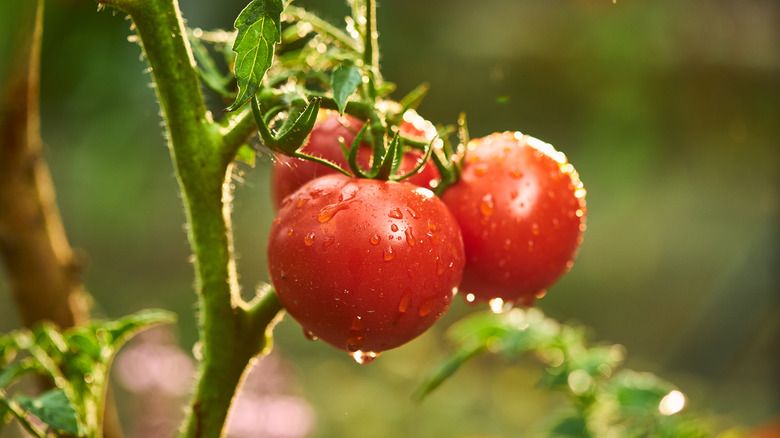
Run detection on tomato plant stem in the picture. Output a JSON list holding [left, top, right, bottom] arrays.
[[94, 0, 284, 436]]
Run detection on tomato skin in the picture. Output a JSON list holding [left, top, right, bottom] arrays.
[[270, 110, 440, 208], [441, 132, 586, 307], [268, 174, 464, 353]]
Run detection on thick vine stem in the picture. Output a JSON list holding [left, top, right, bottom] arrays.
[[94, 0, 284, 436]]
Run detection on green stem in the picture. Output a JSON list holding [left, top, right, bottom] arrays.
[[95, 0, 284, 436]]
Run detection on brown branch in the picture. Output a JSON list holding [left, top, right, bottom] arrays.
[[0, 0, 89, 329]]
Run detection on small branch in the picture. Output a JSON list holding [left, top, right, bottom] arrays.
[[220, 107, 257, 163]]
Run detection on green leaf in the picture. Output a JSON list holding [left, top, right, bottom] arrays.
[[16, 389, 82, 435], [228, 0, 284, 111], [330, 64, 362, 115], [0, 359, 40, 390], [253, 96, 322, 155]]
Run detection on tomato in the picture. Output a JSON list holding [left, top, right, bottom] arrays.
[[270, 110, 440, 208], [441, 132, 586, 308], [267, 174, 464, 361]]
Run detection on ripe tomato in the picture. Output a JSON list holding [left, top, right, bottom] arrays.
[[441, 132, 586, 307], [267, 174, 464, 360], [270, 110, 440, 208]]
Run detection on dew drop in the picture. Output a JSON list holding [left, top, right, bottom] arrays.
[[503, 239, 512, 250], [535, 289, 547, 299], [509, 189, 519, 200], [405, 227, 416, 247], [323, 236, 335, 247], [303, 329, 318, 341], [398, 292, 412, 313], [474, 163, 489, 176], [318, 202, 351, 223], [304, 232, 315, 246], [287, 228, 294, 236], [465, 293, 476, 304], [510, 169, 524, 179], [479, 193, 495, 216], [527, 240, 535, 252], [565, 260, 575, 271], [418, 299, 437, 316], [296, 198, 308, 209], [351, 350, 379, 365], [575, 208, 585, 218], [406, 207, 419, 219], [391, 223, 399, 232], [350, 316, 364, 330], [383, 247, 395, 261], [531, 222, 540, 235], [489, 297, 511, 313], [436, 258, 446, 275], [346, 333, 364, 352], [552, 218, 560, 229], [388, 208, 403, 219], [369, 234, 381, 245]]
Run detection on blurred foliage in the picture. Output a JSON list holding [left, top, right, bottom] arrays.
[[416, 307, 714, 437], [0, 0, 778, 436], [0, 310, 175, 436]]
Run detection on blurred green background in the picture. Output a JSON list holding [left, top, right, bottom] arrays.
[[1, 0, 778, 436]]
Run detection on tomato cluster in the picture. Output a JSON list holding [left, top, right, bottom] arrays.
[[266, 114, 586, 362]]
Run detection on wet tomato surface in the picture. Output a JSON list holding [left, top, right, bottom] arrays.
[[441, 132, 587, 307], [268, 174, 464, 358]]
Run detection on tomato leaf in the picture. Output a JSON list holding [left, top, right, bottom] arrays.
[[253, 97, 321, 155], [228, 0, 284, 111], [16, 389, 82, 435], [331, 64, 362, 115]]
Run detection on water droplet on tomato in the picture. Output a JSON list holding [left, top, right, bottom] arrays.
[[531, 222, 540, 235], [287, 228, 294, 236], [383, 247, 395, 261], [527, 240, 535, 252], [346, 333, 364, 352], [405, 227, 416, 247], [575, 208, 585, 218], [418, 299, 437, 316], [479, 193, 495, 216], [369, 234, 381, 245], [510, 189, 519, 200], [296, 198, 308, 209], [436, 258, 446, 275], [464, 293, 477, 304], [391, 223, 399, 232], [406, 207, 419, 218], [339, 184, 359, 202], [351, 350, 379, 365], [503, 239, 512, 250], [304, 232, 315, 246], [565, 260, 575, 271], [552, 218, 560, 229], [510, 169, 524, 179], [398, 292, 412, 313], [350, 316, 363, 330], [303, 329, 318, 341], [318, 202, 349, 223], [388, 208, 403, 219], [489, 298, 511, 313], [474, 163, 488, 176], [323, 236, 335, 247], [535, 289, 547, 299]]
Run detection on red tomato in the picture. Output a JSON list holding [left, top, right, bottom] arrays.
[[270, 110, 440, 208], [441, 132, 587, 308], [267, 174, 464, 361]]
